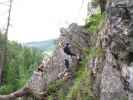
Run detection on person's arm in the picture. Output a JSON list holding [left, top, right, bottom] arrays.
[[69, 52, 76, 56], [67, 47, 76, 56]]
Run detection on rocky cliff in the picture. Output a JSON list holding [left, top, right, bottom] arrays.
[[91, 0, 133, 100], [0, 23, 90, 100], [1, 0, 133, 100]]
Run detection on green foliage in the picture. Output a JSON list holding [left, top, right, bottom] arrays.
[[48, 96, 53, 100], [47, 80, 65, 96], [83, 47, 104, 58], [58, 89, 65, 100], [65, 47, 103, 100], [66, 64, 93, 100], [79, 47, 104, 69], [0, 84, 14, 95], [0, 41, 43, 94], [85, 12, 105, 33], [46, 79, 68, 100], [122, 96, 128, 100]]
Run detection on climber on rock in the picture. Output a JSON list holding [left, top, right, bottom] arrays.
[[63, 43, 76, 57], [63, 43, 76, 69]]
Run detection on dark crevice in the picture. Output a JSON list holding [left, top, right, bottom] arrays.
[[128, 52, 133, 65], [112, 53, 118, 60]]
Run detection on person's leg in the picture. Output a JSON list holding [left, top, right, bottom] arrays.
[[64, 59, 69, 69]]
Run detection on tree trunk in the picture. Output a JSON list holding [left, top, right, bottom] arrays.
[[0, 32, 6, 84], [0, 48, 5, 84], [4, 0, 13, 70], [0, 0, 13, 84]]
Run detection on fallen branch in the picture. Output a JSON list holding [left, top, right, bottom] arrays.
[[0, 87, 47, 100], [0, 87, 29, 100]]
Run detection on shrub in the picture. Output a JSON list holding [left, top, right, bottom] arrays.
[[85, 12, 105, 33]]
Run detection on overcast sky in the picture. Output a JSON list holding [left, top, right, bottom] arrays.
[[0, 0, 89, 43]]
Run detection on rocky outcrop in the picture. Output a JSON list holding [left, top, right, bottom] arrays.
[[90, 0, 133, 100], [0, 23, 90, 100], [1, 0, 133, 100], [26, 23, 90, 99]]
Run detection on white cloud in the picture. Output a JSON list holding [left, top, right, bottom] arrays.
[[0, 0, 89, 42]]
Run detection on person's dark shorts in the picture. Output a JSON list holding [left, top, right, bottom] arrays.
[[64, 59, 69, 69]]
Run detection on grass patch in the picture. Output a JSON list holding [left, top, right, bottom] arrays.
[[66, 65, 94, 100], [84, 12, 105, 33], [47, 80, 65, 96]]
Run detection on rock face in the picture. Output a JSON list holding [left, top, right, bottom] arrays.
[[90, 0, 133, 100], [21, 23, 90, 99], [2, 0, 133, 100], [44, 23, 90, 83], [22, 0, 133, 99]]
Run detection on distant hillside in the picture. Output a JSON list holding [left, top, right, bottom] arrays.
[[24, 39, 56, 51]]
